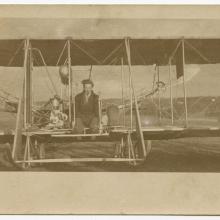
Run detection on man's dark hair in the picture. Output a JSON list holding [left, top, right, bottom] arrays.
[[81, 79, 94, 87]]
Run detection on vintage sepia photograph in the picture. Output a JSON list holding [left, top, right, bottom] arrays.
[[1, 5, 220, 172], [2, 4, 220, 215]]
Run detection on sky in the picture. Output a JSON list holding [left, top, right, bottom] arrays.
[[0, 63, 219, 102]]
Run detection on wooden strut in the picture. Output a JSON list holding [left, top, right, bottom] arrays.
[[120, 136, 125, 158], [168, 58, 174, 125], [146, 140, 152, 156], [22, 135, 32, 168], [169, 38, 188, 126], [127, 132, 136, 165], [129, 64, 133, 129], [23, 39, 34, 167], [98, 94, 102, 133], [15, 38, 152, 166], [12, 39, 29, 160], [124, 37, 147, 159], [19, 137, 143, 165], [157, 65, 162, 124], [67, 39, 73, 127], [20, 134, 144, 165], [121, 57, 126, 127], [114, 136, 126, 158], [72, 75, 76, 129], [127, 133, 131, 160], [24, 39, 32, 128], [16, 157, 143, 164], [22, 135, 46, 167], [11, 93, 24, 160], [181, 38, 188, 127]]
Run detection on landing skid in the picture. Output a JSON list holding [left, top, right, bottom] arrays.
[[11, 131, 151, 168]]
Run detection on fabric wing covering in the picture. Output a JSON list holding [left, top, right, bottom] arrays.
[[1, 38, 220, 67]]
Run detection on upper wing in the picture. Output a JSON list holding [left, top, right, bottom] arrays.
[[1, 38, 220, 67]]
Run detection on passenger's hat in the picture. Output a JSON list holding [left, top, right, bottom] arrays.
[[81, 78, 94, 87]]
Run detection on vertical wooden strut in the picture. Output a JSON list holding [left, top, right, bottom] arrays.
[[12, 91, 24, 160], [181, 38, 188, 127], [129, 59, 133, 129], [12, 40, 29, 160], [168, 58, 174, 125], [125, 38, 147, 158], [24, 39, 32, 165], [157, 65, 161, 123], [67, 39, 73, 127], [24, 39, 32, 128], [98, 92, 102, 133], [121, 57, 126, 127]]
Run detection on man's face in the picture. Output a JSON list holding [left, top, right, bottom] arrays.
[[83, 83, 93, 95]]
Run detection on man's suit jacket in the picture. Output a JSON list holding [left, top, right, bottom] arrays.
[[75, 91, 99, 118]]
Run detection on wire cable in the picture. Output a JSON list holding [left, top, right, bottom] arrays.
[[32, 48, 58, 95]]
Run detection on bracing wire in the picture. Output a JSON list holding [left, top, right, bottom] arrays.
[[101, 42, 124, 65], [131, 43, 176, 121], [71, 40, 102, 65], [32, 48, 58, 95], [56, 41, 68, 66], [7, 40, 25, 66], [31, 51, 54, 96], [184, 40, 211, 64], [171, 40, 212, 121], [132, 44, 147, 66]]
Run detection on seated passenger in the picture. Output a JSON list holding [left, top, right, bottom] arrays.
[[47, 95, 68, 129], [106, 104, 120, 127], [74, 79, 99, 134]]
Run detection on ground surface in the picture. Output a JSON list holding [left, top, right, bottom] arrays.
[[1, 137, 220, 172], [1, 112, 220, 172]]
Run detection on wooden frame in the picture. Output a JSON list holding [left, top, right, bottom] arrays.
[[10, 37, 151, 167], [10, 36, 207, 167]]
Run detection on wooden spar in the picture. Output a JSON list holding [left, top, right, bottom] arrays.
[[16, 157, 143, 163], [157, 65, 161, 123], [11, 89, 24, 160], [121, 57, 126, 127], [30, 48, 34, 122], [89, 65, 93, 79], [28, 41, 32, 126], [128, 55, 133, 129], [73, 94, 76, 128], [12, 40, 28, 160], [60, 84, 64, 112], [182, 38, 188, 127], [125, 38, 147, 158], [23, 40, 27, 126], [24, 39, 32, 128], [168, 58, 174, 125], [98, 92, 102, 131], [67, 39, 73, 127], [168, 39, 182, 126]]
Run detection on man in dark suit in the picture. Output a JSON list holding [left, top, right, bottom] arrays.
[[74, 79, 99, 134]]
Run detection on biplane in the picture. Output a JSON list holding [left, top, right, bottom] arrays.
[[1, 36, 220, 168]]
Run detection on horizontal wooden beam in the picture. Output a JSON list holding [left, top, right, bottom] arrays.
[[15, 158, 143, 163], [51, 133, 109, 137]]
